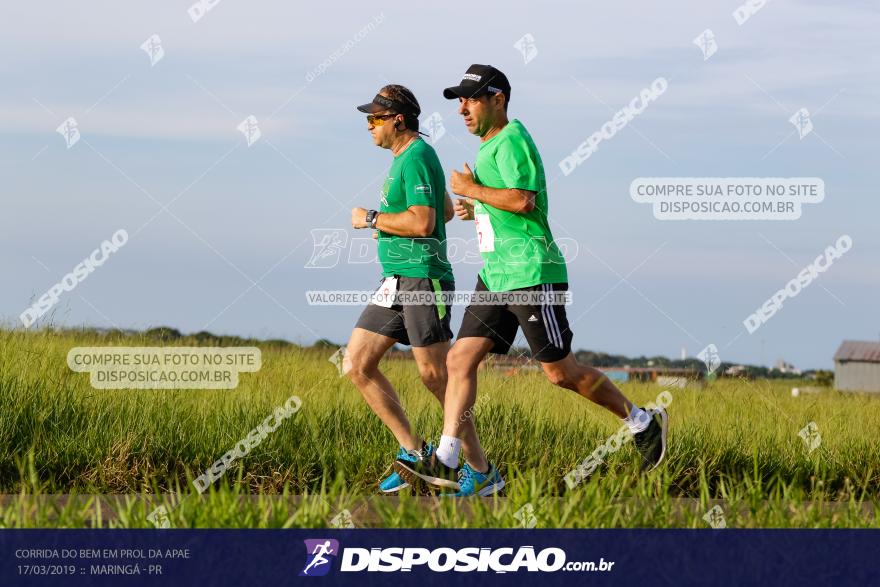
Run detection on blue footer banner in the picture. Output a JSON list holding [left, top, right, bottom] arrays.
[[2, 529, 877, 586]]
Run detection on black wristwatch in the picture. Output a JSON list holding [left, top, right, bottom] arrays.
[[365, 209, 379, 229]]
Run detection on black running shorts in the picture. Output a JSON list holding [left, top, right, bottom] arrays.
[[457, 275, 572, 362], [355, 277, 454, 347]]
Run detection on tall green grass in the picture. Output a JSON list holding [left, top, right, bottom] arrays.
[[1, 328, 878, 527]]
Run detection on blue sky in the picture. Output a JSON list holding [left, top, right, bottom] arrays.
[[2, 1, 878, 369]]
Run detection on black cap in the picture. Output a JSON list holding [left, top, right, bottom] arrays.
[[356, 93, 420, 117], [443, 64, 511, 103]]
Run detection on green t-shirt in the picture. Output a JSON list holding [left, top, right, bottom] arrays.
[[377, 139, 453, 280], [472, 119, 567, 291]]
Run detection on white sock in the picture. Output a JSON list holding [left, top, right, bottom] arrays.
[[435, 435, 461, 468], [623, 406, 651, 434]]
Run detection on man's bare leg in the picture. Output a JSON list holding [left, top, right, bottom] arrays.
[[440, 347, 638, 473], [345, 327, 420, 451], [411, 342, 481, 465], [440, 337, 494, 473], [540, 353, 632, 418], [541, 352, 667, 470], [410, 342, 449, 406]]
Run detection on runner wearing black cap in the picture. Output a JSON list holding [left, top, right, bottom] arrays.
[[346, 84, 480, 493], [395, 66, 668, 496]]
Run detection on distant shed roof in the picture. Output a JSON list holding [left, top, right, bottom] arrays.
[[834, 340, 880, 363]]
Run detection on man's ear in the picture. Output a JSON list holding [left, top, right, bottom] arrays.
[[492, 92, 506, 111]]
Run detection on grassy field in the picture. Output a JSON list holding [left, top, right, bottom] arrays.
[[1, 328, 878, 528]]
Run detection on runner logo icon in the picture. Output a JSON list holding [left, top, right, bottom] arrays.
[[301, 539, 340, 577]]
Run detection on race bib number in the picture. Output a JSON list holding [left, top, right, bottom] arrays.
[[371, 277, 398, 308], [474, 213, 495, 252]]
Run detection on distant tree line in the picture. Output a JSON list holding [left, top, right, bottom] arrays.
[[36, 326, 824, 378]]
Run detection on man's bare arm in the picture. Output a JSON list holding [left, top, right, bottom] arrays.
[[373, 206, 436, 237], [351, 205, 437, 237], [449, 163, 535, 214], [466, 184, 535, 214], [444, 191, 455, 223]]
